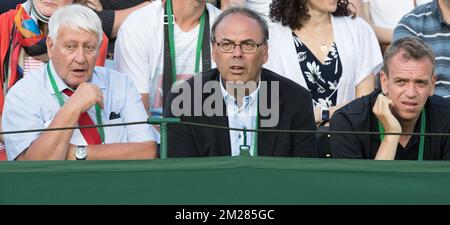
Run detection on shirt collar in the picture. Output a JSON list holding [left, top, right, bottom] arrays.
[[219, 75, 261, 108], [22, 0, 33, 19], [46, 61, 70, 94], [90, 67, 106, 90]]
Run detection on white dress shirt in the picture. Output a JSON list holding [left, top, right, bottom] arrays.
[[220, 77, 260, 156], [2, 62, 159, 160]]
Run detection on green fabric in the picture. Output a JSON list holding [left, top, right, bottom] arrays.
[[1, 157, 450, 204]]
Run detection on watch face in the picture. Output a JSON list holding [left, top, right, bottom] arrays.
[[321, 109, 330, 121], [75, 146, 87, 160]]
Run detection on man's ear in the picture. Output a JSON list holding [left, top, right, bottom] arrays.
[[46, 37, 54, 58], [262, 44, 268, 64], [211, 42, 217, 63], [430, 73, 437, 96], [379, 71, 388, 94]]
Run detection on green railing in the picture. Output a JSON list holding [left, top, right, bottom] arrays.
[[147, 117, 180, 159]]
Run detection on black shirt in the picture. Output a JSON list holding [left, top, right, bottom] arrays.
[[330, 90, 450, 160]]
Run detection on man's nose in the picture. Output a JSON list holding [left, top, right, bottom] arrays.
[[405, 83, 418, 97], [74, 47, 87, 63], [232, 44, 243, 57]]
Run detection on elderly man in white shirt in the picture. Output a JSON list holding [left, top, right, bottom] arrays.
[[2, 4, 158, 161]]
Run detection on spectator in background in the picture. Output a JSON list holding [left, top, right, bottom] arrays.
[[264, 0, 382, 126], [165, 7, 317, 158], [219, 0, 272, 21], [76, 0, 151, 68], [349, 0, 432, 53], [115, 0, 221, 117], [330, 37, 450, 160], [394, 0, 450, 98], [1, 0, 74, 97], [2, 4, 158, 161]]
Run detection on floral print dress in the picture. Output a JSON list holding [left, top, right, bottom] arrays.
[[292, 32, 343, 108]]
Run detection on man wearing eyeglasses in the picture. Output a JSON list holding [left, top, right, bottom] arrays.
[[164, 7, 317, 157]]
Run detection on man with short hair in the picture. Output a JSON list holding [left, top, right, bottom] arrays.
[[164, 7, 317, 157], [2, 4, 158, 160], [330, 36, 450, 160]]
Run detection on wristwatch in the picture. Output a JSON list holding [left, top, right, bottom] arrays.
[[321, 107, 330, 122], [74, 145, 87, 160]]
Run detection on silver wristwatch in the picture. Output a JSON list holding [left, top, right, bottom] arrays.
[[74, 145, 87, 160]]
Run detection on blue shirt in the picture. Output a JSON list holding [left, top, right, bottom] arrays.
[[2, 62, 159, 160], [394, 0, 450, 98], [220, 77, 260, 156]]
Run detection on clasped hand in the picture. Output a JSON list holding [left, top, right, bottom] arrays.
[[65, 82, 104, 113]]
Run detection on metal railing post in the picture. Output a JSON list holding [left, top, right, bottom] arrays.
[[147, 118, 180, 159]]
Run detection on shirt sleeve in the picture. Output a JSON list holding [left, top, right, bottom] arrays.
[[122, 76, 159, 143], [354, 17, 383, 85], [292, 91, 318, 157], [100, 0, 148, 10], [114, 12, 151, 94], [393, 16, 418, 41], [442, 135, 450, 160], [164, 83, 199, 157], [329, 110, 365, 159], [2, 86, 44, 160], [440, 116, 450, 160], [96, 0, 149, 39]]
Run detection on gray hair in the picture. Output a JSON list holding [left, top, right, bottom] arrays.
[[211, 7, 269, 44], [48, 4, 103, 46], [382, 36, 435, 76]]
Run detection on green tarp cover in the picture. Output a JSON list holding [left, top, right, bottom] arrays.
[[0, 157, 449, 204]]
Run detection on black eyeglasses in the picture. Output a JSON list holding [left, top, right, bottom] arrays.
[[215, 40, 264, 53]]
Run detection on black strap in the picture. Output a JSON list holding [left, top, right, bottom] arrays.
[[3, 24, 18, 94], [3, 25, 14, 86], [162, 5, 211, 113], [202, 10, 211, 73], [318, 120, 329, 127], [162, 6, 173, 113]]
